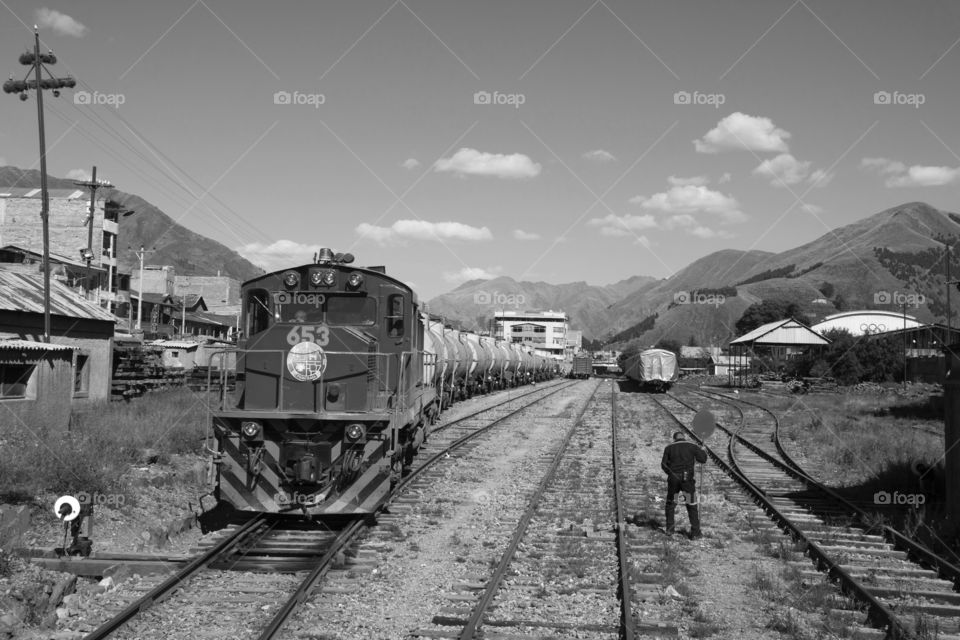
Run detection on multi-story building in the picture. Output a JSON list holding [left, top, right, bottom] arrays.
[[132, 265, 176, 297], [0, 187, 120, 308], [174, 274, 241, 316], [493, 310, 568, 359]]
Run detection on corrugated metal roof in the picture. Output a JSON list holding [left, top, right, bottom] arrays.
[[0, 339, 74, 352], [151, 340, 199, 350], [0, 269, 116, 322], [0, 187, 86, 199], [0, 244, 107, 272], [730, 318, 829, 346]]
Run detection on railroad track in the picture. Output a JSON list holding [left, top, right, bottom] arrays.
[[74, 379, 577, 640], [652, 389, 960, 639], [402, 379, 678, 639]]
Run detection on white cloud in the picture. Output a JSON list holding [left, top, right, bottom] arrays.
[[513, 229, 541, 240], [65, 168, 91, 181], [861, 157, 960, 187], [668, 175, 709, 186], [586, 213, 658, 237], [401, 158, 420, 170], [434, 147, 541, 179], [582, 149, 616, 163], [753, 153, 811, 186], [807, 169, 833, 188], [355, 219, 493, 245], [35, 8, 87, 37], [630, 184, 746, 224], [694, 112, 791, 154], [442, 266, 501, 283], [717, 172, 732, 184], [236, 240, 317, 272]]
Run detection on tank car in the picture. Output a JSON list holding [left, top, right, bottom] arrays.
[[624, 348, 678, 392], [204, 249, 438, 524]]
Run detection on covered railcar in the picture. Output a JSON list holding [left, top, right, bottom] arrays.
[[624, 348, 678, 392]]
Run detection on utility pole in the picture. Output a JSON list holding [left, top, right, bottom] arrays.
[[133, 245, 155, 332], [74, 166, 113, 300], [3, 27, 76, 342]]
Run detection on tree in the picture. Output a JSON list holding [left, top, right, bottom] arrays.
[[833, 293, 848, 312], [818, 281, 835, 298], [656, 338, 682, 355], [687, 334, 698, 347], [735, 299, 802, 335]]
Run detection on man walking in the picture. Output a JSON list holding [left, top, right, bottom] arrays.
[[661, 431, 707, 539]]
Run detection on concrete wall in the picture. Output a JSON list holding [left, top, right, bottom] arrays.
[[0, 347, 74, 432], [175, 275, 241, 309], [0, 196, 106, 259], [131, 265, 175, 296], [0, 311, 114, 401]]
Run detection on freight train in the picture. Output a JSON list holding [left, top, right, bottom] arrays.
[[623, 348, 678, 392], [570, 353, 593, 379], [201, 249, 562, 529]]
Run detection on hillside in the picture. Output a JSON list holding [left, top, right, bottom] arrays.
[[426, 275, 656, 339], [0, 166, 264, 283]]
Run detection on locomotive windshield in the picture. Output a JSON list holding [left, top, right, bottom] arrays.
[[275, 294, 377, 326]]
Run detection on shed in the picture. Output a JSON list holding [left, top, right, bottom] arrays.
[[152, 340, 199, 370], [0, 339, 76, 431], [0, 268, 115, 401], [729, 318, 830, 386]]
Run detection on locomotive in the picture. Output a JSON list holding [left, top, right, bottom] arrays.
[[202, 249, 562, 528], [623, 348, 678, 392]]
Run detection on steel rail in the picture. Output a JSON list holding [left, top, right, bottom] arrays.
[[261, 379, 583, 640], [458, 381, 602, 639], [82, 514, 270, 640], [610, 380, 635, 640], [689, 387, 960, 589], [648, 393, 910, 640]]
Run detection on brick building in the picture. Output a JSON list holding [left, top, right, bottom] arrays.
[[0, 188, 120, 308], [174, 274, 241, 315]]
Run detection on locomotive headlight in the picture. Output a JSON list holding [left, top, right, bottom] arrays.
[[283, 271, 300, 288], [346, 272, 364, 289], [345, 423, 365, 441], [309, 270, 324, 286], [241, 421, 262, 438], [322, 270, 336, 286]]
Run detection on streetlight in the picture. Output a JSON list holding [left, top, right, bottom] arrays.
[[3, 26, 76, 342]]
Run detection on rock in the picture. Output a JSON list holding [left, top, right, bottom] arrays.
[[102, 564, 130, 585], [96, 577, 113, 592], [60, 594, 79, 611], [0, 613, 20, 632], [47, 577, 75, 614], [663, 585, 683, 599]]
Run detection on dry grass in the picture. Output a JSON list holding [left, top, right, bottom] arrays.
[[0, 388, 209, 502]]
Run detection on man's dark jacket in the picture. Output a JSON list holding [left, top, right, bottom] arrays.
[[661, 440, 707, 481]]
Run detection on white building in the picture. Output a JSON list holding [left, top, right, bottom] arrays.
[[811, 310, 920, 337], [494, 310, 568, 358]]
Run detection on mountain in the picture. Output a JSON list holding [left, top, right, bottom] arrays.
[[0, 166, 264, 283], [429, 202, 960, 348], [426, 275, 656, 339]]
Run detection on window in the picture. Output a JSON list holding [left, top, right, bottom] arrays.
[[387, 294, 405, 337], [534, 326, 546, 333], [74, 353, 90, 396], [246, 289, 271, 336], [1, 363, 34, 399]]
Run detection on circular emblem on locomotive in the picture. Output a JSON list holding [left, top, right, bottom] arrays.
[[286, 341, 327, 381]]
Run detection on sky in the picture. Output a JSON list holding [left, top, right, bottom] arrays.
[[2, 1, 960, 299]]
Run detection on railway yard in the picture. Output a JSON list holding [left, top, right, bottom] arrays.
[[1, 378, 955, 640]]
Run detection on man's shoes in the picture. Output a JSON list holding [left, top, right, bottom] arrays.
[[689, 531, 703, 540], [664, 527, 675, 536]]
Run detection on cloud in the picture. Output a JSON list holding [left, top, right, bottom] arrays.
[[586, 213, 658, 237], [513, 229, 541, 240], [630, 184, 746, 224], [694, 112, 791, 154], [753, 153, 811, 186], [582, 149, 616, 163], [861, 157, 960, 187], [356, 219, 493, 245], [434, 148, 541, 179], [401, 158, 420, 170], [717, 172, 732, 184], [807, 169, 833, 188], [442, 266, 501, 283], [236, 240, 317, 272], [668, 175, 709, 186], [65, 168, 91, 181], [35, 8, 87, 37]]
